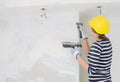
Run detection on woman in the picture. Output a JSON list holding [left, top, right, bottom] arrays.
[[71, 16, 112, 82]]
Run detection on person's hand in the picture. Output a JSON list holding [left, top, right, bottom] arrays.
[[77, 23, 88, 40], [71, 47, 81, 59]]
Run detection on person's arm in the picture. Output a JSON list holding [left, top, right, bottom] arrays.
[[82, 39, 90, 55], [71, 46, 89, 71], [77, 55, 88, 71], [76, 24, 90, 55]]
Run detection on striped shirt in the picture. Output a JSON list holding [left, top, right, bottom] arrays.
[[87, 40, 112, 82]]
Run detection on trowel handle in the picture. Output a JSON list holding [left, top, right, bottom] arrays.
[[79, 30, 82, 39], [76, 22, 83, 39]]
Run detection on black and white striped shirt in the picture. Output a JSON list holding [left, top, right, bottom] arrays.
[[88, 40, 112, 82]]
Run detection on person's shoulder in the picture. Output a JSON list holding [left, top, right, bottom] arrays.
[[98, 39, 111, 45], [91, 41, 102, 51], [92, 41, 101, 47]]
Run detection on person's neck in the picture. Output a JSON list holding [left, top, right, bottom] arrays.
[[95, 36, 101, 41]]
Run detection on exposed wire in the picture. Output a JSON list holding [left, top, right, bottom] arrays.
[[97, 6, 103, 15], [40, 8, 47, 18], [40, 8, 47, 24]]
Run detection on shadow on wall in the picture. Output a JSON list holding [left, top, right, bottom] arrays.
[[5, 55, 76, 82]]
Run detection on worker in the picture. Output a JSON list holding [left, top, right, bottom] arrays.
[[71, 16, 112, 82]]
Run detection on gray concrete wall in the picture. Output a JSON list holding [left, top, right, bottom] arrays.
[[0, 11, 80, 82]]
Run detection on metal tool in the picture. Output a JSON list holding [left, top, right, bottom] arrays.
[[62, 42, 82, 48]]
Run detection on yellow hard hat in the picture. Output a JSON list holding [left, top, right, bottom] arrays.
[[88, 16, 110, 34]]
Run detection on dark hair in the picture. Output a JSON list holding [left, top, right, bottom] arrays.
[[92, 28, 109, 40]]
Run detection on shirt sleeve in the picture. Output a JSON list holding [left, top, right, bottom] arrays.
[[87, 42, 102, 74]]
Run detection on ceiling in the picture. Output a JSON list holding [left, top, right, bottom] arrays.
[[0, 1, 120, 18], [0, 0, 120, 7]]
